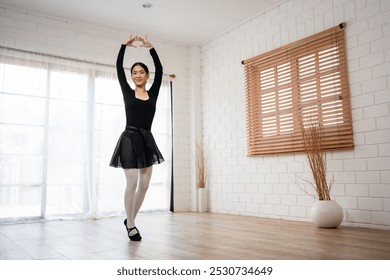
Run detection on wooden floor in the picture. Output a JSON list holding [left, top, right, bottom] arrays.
[[0, 212, 389, 260]]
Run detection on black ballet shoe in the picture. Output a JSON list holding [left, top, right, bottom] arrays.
[[124, 219, 142, 241]]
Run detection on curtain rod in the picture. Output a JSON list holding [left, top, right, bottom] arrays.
[[0, 45, 176, 78]]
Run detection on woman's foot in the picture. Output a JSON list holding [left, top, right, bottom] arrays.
[[124, 219, 142, 241]]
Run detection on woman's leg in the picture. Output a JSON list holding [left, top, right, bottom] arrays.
[[133, 166, 153, 221], [123, 168, 138, 229]]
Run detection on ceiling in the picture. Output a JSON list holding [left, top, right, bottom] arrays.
[[0, 0, 283, 45]]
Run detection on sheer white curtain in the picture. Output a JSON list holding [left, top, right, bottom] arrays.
[[94, 73, 172, 217], [0, 46, 172, 222]]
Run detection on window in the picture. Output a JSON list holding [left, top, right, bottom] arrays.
[[45, 70, 89, 216], [243, 23, 353, 155], [0, 53, 172, 220], [0, 64, 47, 218]]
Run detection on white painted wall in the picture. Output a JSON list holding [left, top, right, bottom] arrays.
[[201, 0, 390, 229]]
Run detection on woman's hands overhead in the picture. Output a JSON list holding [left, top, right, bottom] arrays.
[[123, 35, 153, 49]]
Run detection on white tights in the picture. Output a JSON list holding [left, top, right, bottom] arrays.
[[124, 166, 153, 229]]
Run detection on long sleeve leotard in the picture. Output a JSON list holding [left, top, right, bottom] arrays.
[[116, 44, 163, 130]]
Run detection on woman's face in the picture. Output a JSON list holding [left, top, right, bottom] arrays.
[[131, 65, 149, 87]]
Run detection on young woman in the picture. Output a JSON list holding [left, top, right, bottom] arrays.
[[110, 35, 164, 241]]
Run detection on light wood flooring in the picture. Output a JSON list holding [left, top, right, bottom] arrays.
[[0, 212, 389, 260]]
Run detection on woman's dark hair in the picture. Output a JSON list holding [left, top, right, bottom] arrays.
[[131, 62, 149, 74]]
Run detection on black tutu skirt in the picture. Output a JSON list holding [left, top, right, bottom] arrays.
[[109, 126, 164, 169]]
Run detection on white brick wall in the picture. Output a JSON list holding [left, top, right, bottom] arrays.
[[0, 6, 192, 212], [201, 0, 390, 229], [2, 1, 389, 229]]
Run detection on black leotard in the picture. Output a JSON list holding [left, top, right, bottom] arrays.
[[116, 44, 163, 130]]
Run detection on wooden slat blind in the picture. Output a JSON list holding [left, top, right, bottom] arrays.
[[243, 23, 353, 156]]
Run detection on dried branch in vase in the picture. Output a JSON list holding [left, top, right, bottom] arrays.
[[195, 143, 206, 188], [301, 123, 333, 200]]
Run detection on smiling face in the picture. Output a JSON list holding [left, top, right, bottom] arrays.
[[131, 65, 149, 87]]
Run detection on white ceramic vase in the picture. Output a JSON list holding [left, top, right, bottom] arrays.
[[198, 188, 207, 212], [310, 200, 344, 228]]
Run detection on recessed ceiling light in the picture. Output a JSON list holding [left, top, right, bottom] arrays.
[[142, 3, 153, 8]]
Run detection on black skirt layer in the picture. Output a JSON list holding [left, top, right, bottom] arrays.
[[109, 126, 164, 169]]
